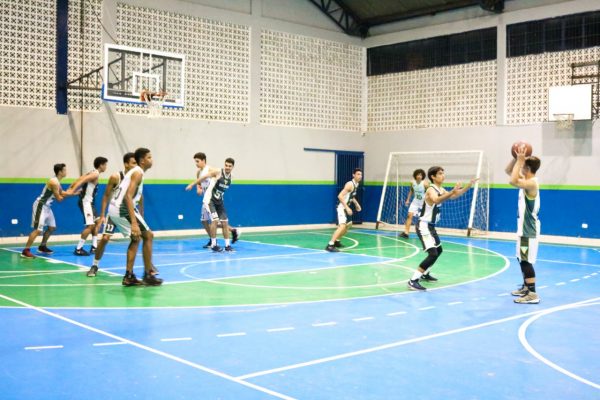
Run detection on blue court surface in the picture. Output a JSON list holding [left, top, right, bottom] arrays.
[[0, 228, 598, 399]]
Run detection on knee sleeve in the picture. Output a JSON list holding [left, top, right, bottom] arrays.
[[520, 261, 535, 279], [437, 246, 443, 256], [419, 248, 440, 270]]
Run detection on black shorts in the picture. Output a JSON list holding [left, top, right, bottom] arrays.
[[208, 201, 228, 222]]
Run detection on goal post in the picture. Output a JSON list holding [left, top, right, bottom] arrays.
[[376, 150, 489, 236]]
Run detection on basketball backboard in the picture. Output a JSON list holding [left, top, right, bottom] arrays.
[[102, 44, 185, 107], [548, 84, 592, 121]]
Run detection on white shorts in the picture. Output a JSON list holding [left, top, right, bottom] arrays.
[[101, 216, 117, 236], [337, 205, 352, 225], [416, 221, 441, 251], [31, 201, 55, 231], [517, 236, 538, 264], [107, 210, 150, 238], [80, 200, 99, 226], [201, 203, 212, 222], [408, 201, 423, 216]]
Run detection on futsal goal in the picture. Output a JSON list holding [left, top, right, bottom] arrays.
[[375, 151, 489, 236]]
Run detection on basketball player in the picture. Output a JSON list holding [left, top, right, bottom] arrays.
[[407, 167, 477, 291], [140, 88, 166, 103], [326, 168, 362, 252], [185, 153, 239, 248], [107, 148, 162, 286], [86, 153, 137, 277], [186, 158, 235, 252], [21, 164, 79, 258], [506, 146, 541, 304], [70, 157, 108, 256], [400, 169, 428, 239]]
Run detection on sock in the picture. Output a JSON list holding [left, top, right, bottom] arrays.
[[77, 239, 85, 250], [225, 239, 230, 246], [328, 241, 334, 246], [526, 283, 536, 293], [411, 270, 423, 281], [93, 259, 99, 267], [211, 238, 217, 246], [92, 236, 98, 247]]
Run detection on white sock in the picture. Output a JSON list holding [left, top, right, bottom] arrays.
[[93, 259, 99, 267], [411, 270, 423, 281], [211, 238, 217, 246], [77, 239, 86, 250], [225, 239, 230, 246], [92, 236, 98, 247], [328, 241, 334, 246]]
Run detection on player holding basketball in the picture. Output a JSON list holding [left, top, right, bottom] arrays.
[[185, 152, 239, 248], [505, 145, 541, 304], [326, 168, 362, 252], [407, 166, 477, 291], [86, 153, 138, 277], [70, 157, 108, 256], [399, 168, 428, 239], [107, 148, 162, 286], [21, 164, 79, 258]]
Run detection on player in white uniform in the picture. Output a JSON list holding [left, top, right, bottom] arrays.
[[21, 164, 78, 258], [400, 169, 428, 239], [326, 168, 362, 252], [107, 148, 162, 286], [506, 145, 542, 304], [70, 157, 108, 256], [407, 166, 477, 291], [186, 153, 239, 249], [86, 153, 137, 277]]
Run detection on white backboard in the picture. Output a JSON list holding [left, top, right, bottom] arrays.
[[548, 84, 592, 121]]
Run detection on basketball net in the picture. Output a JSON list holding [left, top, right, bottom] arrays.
[[146, 98, 163, 119], [553, 113, 574, 130]]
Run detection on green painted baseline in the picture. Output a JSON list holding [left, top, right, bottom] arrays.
[[0, 230, 506, 308]]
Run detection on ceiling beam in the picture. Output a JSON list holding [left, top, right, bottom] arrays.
[[307, 0, 369, 38], [361, 0, 480, 27]]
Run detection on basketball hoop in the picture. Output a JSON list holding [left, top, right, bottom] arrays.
[[553, 113, 574, 130], [146, 99, 164, 119]]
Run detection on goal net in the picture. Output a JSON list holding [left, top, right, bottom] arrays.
[[376, 151, 489, 236]]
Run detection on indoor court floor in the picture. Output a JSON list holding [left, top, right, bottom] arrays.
[[1, 228, 598, 399]]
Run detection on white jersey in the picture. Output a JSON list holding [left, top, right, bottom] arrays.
[[410, 180, 426, 207], [419, 185, 443, 225], [198, 165, 213, 192], [79, 169, 99, 204], [337, 180, 359, 210], [517, 177, 541, 238], [109, 166, 144, 217], [35, 177, 58, 208]]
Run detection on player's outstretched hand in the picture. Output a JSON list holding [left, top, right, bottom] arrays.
[[185, 183, 195, 191]]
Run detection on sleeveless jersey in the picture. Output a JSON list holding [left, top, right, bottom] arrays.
[[517, 178, 540, 238], [79, 169, 99, 205], [419, 185, 443, 225], [110, 166, 144, 217], [207, 169, 231, 204], [35, 177, 58, 208], [411, 180, 426, 207], [198, 165, 213, 191], [338, 180, 358, 208]]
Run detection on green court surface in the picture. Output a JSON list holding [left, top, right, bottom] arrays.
[[0, 230, 506, 308]]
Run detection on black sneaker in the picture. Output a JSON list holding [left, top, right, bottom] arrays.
[[325, 244, 339, 252], [211, 245, 223, 252], [407, 279, 427, 291], [143, 273, 163, 286], [334, 240, 344, 248], [38, 245, 54, 254], [398, 232, 409, 239], [90, 246, 97, 254], [421, 273, 438, 282], [122, 273, 142, 286], [74, 248, 90, 256], [150, 264, 159, 275], [86, 266, 98, 277], [202, 239, 212, 249], [231, 229, 241, 244], [224, 245, 235, 252]]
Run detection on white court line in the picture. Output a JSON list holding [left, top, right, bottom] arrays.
[[537, 259, 600, 267], [0, 269, 102, 280], [570, 279, 580, 282], [537, 286, 548, 289], [93, 341, 127, 347], [556, 282, 566, 286], [308, 232, 360, 250], [418, 306, 435, 311], [217, 332, 247, 338], [447, 301, 463, 305], [25, 345, 63, 350], [0, 294, 294, 400], [518, 301, 600, 390], [161, 337, 192, 342], [387, 311, 407, 316], [312, 322, 337, 327], [236, 298, 600, 381], [267, 327, 295, 333], [352, 317, 374, 322]]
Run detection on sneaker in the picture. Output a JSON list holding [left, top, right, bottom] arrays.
[[143, 273, 163, 286], [421, 273, 438, 282], [334, 240, 344, 248], [511, 285, 528, 297], [398, 232, 409, 239], [231, 229, 241, 244], [211, 245, 223, 253], [86, 266, 98, 277], [224, 245, 235, 252], [202, 239, 212, 249], [150, 264, 159, 275], [122, 273, 142, 286], [37, 245, 54, 254], [325, 244, 339, 252], [90, 246, 97, 254], [21, 249, 35, 259], [74, 248, 90, 256], [407, 279, 427, 291], [514, 291, 540, 304]]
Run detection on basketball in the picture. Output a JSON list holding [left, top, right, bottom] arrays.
[[511, 141, 533, 158]]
